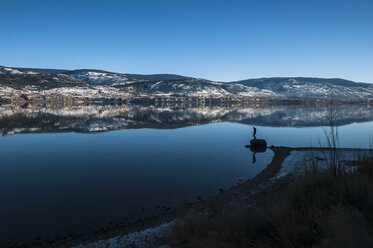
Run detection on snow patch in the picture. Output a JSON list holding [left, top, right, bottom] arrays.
[[73, 221, 176, 248], [273, 149, 372, 180]]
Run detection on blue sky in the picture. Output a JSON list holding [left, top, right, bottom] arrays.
[[0, 0, 372, 82]]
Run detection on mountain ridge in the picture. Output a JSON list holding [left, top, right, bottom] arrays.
[[9, 66, 372, 85], [1, 65, 373, 102]]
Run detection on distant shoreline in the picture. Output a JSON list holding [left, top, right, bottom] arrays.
[[2, 95, 373, 108], [2, 66, 373, 105]]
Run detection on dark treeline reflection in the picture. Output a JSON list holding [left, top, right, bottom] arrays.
[[0, 103, 372, 136]]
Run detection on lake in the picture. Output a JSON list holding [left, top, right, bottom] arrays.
[[0, 103, 372, 244]]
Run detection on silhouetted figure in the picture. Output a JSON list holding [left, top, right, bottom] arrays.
[[246, 126, 267, 165]]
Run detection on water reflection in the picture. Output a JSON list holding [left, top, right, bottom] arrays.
[[0, 123, 273, 244], [0, 103, 372, 136], [0, 102, 372, 244]]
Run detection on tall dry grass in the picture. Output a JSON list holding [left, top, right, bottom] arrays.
[[157, 151, 373, 248]]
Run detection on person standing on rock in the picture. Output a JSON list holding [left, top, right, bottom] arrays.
[[253, 126, 257, 139]]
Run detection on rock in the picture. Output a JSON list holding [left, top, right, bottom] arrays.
[[250, 139, 267, 147], [249, 139, 267, 153]]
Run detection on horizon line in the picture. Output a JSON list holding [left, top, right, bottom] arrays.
[[1, 64, 371, 84]]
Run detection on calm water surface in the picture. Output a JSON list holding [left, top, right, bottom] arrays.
[[0, 104, 372, 244], [0, 123, 272, 243]]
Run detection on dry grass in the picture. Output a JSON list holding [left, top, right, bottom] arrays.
[[157, 154, 373, 248]]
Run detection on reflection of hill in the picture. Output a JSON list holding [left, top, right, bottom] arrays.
[[0, 103, 372, 136]]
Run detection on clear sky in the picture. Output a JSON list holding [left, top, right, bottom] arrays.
[[1, 0, 372, 82]]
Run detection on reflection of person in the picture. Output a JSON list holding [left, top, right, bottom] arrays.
[[253, 127, 257, 139], [252, 152, 256, 163]]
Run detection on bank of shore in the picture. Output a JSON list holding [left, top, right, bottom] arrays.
[[18, 146, 372, 248]]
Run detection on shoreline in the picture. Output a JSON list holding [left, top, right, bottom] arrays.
[[41, 147, 291, 247], [15, 146, 372, 247]]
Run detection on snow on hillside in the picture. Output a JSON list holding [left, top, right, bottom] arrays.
[[119, 79, 280, 98], [68, 71, 136, 86], [0, 66, 39, 75], [2, 66, 373, 100], [65, 71, 373, 100], [232, 78, 373, 100]]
